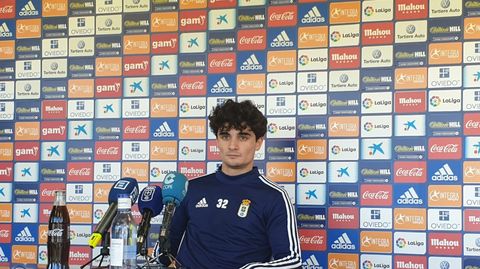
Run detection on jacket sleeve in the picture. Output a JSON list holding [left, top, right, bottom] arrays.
[[169, 194, 189, 256], [240, 190, 302, 269]]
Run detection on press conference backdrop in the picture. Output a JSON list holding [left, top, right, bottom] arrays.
[[0, 0, 479, 268]]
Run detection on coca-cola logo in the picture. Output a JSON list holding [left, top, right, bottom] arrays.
[[96, 147, 119, 155], [0, 5, 13, 14], [430, 144, 458, 153], [466, 120, 480, 129], [0, 229, 9, 238], [48, 228, 64, 237], [396, 168, 423, 177], [239, 36, 264, 45], [69, 168, 91, 176], [362, 191, 389, 200], [42, 189, 54, 197], [181, 81, 204, 90], [300, 235, 323, 245], [209, 59, 233, 68], [124, 126, 147, 134], [269, 12, 294, 21]]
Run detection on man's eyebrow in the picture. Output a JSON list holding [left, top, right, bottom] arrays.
[[238, 131, 252, 136]]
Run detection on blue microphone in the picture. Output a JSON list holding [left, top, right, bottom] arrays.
[[137, 185, 163, 254], [89, 177, 139, 248], [159, 172, 188, 253]]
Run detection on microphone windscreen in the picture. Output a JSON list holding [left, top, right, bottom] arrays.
[[108, 177, 140, 205], [138, 186, 164, 216], [162, 172, 188, 206]]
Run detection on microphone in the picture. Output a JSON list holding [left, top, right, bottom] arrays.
[[137, 185, 163, 254], [88, 177, 139, 248], [158, 172, 188, 254]]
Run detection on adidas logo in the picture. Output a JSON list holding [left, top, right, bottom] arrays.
[[270, 30, 294, 48], [0, 23, 12, 38], [301, 6, 325, 24], [0, 247, 7, 262], [211, 77, 233, 93], [331, 232, 355, 250], [240, 54, 263, 71], [195, 197, 208, 208], [154, 121, 174, 138], [15, 227, 35, 242], [20, 1, 39, 16], [302, 254, 321, 269], [397, 187, 423, 205], [432, 163, 458, 181]]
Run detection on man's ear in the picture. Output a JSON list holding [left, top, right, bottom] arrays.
[[255, 136, 264, 151]]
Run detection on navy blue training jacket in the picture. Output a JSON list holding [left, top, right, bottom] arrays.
[[169, 167, 302, 269]]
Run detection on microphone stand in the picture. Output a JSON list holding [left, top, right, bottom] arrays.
[[151, 203, 183, 269], [81, 231, 110, 269]]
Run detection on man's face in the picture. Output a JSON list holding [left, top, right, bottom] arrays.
[[216, 127, 263, 176]]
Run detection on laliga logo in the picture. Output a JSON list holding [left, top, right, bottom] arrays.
[[151, 167, 160, 178], [364, 6, 374, 16], [362, 260, 374, 269], [330, 31, 341, 42], [298, 55, 309, 66], [181, 146, 190, 155], [331, 145, 340, 155], [180, 103, 189, 113], [267, 123, 278, 133], [430, 96, 441, 107], [299, 168, 309, 177], [396, 238, 407, 248], [362, 98, 373, 109], [364, 122, 373, 132], [268, 79, 278, 89], [298, 100, 309, 110]]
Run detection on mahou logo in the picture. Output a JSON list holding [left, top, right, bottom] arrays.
[[428, 137, 462, 160], [237, 29, 266, 51], [464, 209, 480, 232], [208, 53, 236, 73], [298, 229, 326, 251], [361, 185, 392, 206], [329, 47, 360, 69], [178, 162, 206, 179], [329, 207, 358, 229], [394, 161, 426, 183], [268, 5, 297, 27], [394, 255, 426, 269], [42, 100, 67, 120], [95, 141, 121, 161], [464, 113, 480, 135], [428, 233, 462, 256], [394, 91, 426, 113], [67, 162, 93, 181], [362, 22, 394, 45]]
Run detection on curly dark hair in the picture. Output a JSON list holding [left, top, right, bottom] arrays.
[[208, 99, 267, 140]]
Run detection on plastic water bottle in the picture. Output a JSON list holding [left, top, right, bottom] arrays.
[[109, 194, 137, 268]]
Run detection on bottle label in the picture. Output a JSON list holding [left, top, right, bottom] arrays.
[[47, 228, 63, 237], [110, 238, 124, 266]]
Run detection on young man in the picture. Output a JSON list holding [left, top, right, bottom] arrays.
[[168, 99, 302, 269]]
